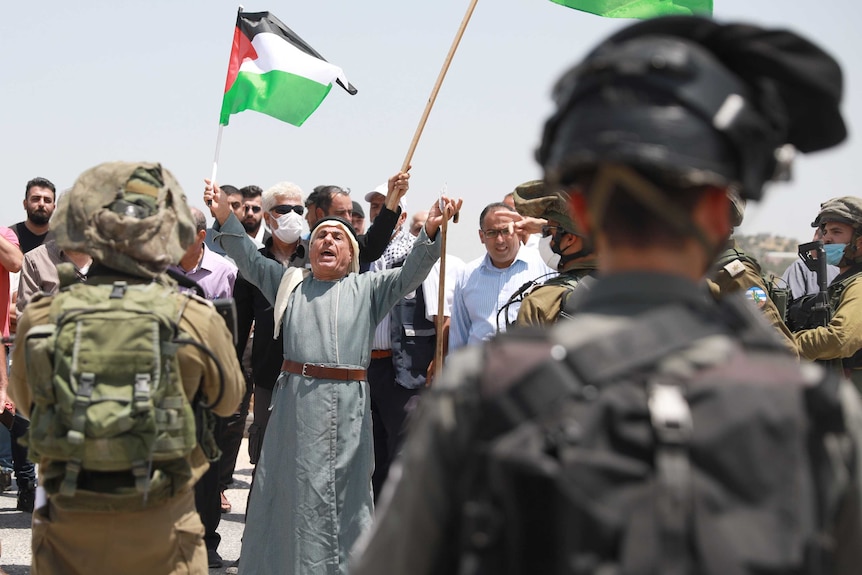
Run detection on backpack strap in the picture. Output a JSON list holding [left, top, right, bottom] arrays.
[[648, 381, 694, 575], [61, 371, 96, 497]]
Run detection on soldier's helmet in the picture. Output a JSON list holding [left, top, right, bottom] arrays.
[[52, 162, 197, 279], [812, 197, 862, 231], [512, 180, 581, 236], [537, 16, 846, 202]]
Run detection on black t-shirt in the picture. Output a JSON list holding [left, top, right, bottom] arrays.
[[12, 222, 48, 254]]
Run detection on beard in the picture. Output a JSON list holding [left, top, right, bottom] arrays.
[[28, 210, 50, 226], [242, 219, 260, 235]]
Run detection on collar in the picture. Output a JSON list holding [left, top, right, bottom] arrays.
[[575, 271, 715, 316], [480, 245, 529, 272]]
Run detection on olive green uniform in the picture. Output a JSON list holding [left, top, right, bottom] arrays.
[[709, 242, 797, 357], [9, 273, 245, 575], [516, 265, 595, 326], [795, 265, 862, 388]]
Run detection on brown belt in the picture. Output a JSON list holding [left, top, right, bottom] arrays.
[[282, 360, 366, 381], [370, 349, 393, 359]]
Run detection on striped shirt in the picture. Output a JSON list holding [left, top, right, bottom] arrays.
[[449, 246, 554, 352]]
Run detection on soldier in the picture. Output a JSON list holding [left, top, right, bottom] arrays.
[[794, 197, 862, 387], [510, 179, 597, 325], [708, 190, 798, 355], [7, 162, 245, 575], [352, 16, 862, 575]]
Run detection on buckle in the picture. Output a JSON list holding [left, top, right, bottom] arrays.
[[302, 363, 310, 377]]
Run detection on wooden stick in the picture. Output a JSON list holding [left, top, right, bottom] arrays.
[[401, 0, 480, 172]]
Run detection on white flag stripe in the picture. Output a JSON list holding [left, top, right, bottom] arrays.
[[239, 32, 350, 89]]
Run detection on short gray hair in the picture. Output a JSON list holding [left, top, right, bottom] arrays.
[[262, 182, 304, 212]]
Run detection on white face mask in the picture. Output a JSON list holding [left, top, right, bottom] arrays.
[[273, 211, 304, 244], [538, 235, 561, 270]]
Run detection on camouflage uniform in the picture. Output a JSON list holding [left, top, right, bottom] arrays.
[[8, 162, 245, 575], [516, 264, 595, 325], [795, 197, 862, 388], [511, 180, 597, 326], [709, 240, 798, 356]]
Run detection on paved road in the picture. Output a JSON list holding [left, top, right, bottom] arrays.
[[0, 439, 253, 574]]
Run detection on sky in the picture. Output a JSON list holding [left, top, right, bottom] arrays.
[[2, 0, 859, 261]]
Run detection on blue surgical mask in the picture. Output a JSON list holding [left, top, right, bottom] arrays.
[[824, 243, 847, 266]]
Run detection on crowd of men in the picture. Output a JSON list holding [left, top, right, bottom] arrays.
[[2, 13, 862, 575]]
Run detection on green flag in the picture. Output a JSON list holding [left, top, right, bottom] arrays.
[[550, 0, 712, 18]]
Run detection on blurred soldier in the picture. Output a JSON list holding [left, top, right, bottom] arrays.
[[795, 197, 862, 387], [352, 16, 862, 575], [511, 179, 598, 325], [8, 162, 244, 575], [708, 190, 798, 355]]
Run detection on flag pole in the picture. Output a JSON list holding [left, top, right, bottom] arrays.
[[400, 0, 479, 173], [210, 124, 224, 188], [209, 4, 244, 202]]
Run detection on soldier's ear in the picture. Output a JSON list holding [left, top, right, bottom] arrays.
[[693, 187, 732, 246], [568, 191, 592, 238]]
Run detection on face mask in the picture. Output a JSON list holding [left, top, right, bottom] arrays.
[[538, 235, 561, 270], [273, 211, 304, 244], [824, 243, 847, 266]]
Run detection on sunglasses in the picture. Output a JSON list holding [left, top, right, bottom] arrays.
[[272, 204, 305, 216], [242, 205, 262, 214]]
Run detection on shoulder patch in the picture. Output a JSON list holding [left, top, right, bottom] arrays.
[[745, 286, 768, 308], [723, 259, 747, 278]]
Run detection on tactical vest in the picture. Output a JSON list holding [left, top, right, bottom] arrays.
[[390, 283, 436, 390], [23, 280, 201, 509], [828, 266, 862, 372], [454, 294, 857, 575], [506, 270, 595, 326]]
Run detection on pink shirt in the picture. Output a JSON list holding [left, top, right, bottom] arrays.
[[0, 227, 19, 338]]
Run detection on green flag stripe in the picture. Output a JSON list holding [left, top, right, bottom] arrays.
[[220, 69, 333, 127], [550, 0, 712, 18]]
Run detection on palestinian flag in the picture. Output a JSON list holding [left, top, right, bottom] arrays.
[[550, 0, 712, 18], [219, 11, 357, 127]]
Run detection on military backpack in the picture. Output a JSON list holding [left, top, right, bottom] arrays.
[[456, 296, 859, 575], [23, 280, 200, 506]]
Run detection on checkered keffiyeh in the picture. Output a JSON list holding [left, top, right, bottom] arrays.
[[371, 227, 415, 271]]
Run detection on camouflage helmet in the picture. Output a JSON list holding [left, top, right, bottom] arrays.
[[812, 196, 862, 230], [512, 180, 580, 236], [52, 162, 197, 279]]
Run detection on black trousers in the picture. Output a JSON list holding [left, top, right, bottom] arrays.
[[10, 414, 35, 487], [217, 375, 253, 491], [368, 357, 421, 500], [195, 417, 225, 551]]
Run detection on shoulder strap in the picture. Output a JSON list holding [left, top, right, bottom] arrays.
[[559, 273, 597, 319]]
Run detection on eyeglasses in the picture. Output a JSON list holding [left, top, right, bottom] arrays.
[[242, 205, 262, 213], [272, 204, 304, 216], [481, 227, 514, 240]]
